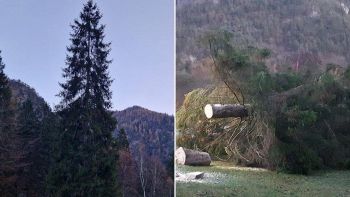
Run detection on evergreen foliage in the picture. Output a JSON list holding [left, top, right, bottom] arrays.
[[16, 100, 42, 194], [15, 100, 55, 196], [0, 53, 55, 195], [0, 51, 11, 105], [177, 34, 350, 174], [117, 129, 129, 150], [46, 1, 119, 195], [0, 51, 20, 194], [1, 1, 174, 195]]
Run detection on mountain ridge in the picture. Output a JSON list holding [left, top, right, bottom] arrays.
[[115, 105, 173, 116], [113, 105, 174, 166], [8, 79, 174, 168]]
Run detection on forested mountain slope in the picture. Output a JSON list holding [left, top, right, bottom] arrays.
[[9, 79, 48, 112], [6, 81, 175, 195], [177, 0, 350, 105], [9, 82, 175, 173], [113, 106, 174, 166], [113, 106, 174, 196]]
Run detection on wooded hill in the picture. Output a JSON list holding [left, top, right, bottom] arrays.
[[113, 106, 174, 196], [177, 0, 350, 106], [114, 106, 174, 167], [8, 80, 49, 117], [1, 80, 174, 196]]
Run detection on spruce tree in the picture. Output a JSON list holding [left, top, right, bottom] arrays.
[[0, 51, 19, 194], [117, 129, 129, 150], [47, 1, 119, 196]]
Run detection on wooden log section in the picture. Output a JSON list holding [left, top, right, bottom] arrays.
[[204, 104, 249, 119], [175, 147, 211, 166]]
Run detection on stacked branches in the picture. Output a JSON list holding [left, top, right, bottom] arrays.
[[177, 31, 350, 174]]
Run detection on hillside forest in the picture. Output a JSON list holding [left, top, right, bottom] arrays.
[[177, 0, 350, 175], [0, 1, 173, 196]]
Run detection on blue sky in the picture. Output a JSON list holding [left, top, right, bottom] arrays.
[[0, 0, 174, 114]]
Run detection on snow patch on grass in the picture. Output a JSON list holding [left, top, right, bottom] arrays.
[[176, 170, 228, 184]]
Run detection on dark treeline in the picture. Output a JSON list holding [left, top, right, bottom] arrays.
[[0, 1, 173, 196]]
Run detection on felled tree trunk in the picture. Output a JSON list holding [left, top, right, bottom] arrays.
[[204, 104, 249, 119], [175, 147, 211, 166]]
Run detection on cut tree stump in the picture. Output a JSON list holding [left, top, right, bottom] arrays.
[[204, 104, 250, 119], [176, 147, 211, 166]]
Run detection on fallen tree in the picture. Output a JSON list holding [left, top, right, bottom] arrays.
[[175, 147, 211, 166], [177, 33, 350, 174], [204, 104, 250, 119]]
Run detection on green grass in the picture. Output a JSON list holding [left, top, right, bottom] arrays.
[[176, 161, 350, 197]]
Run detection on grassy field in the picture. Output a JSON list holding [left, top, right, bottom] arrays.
[[176, 161, 350, 197]]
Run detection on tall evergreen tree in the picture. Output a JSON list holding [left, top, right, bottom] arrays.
[[47, 1, 119, 196], [0, 51, 20, 194]]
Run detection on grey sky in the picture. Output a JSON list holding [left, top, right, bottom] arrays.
[[0, 0, 174, 114]]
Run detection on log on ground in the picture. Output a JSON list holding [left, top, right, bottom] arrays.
[[176, 147, 211, 166], [204, 104, 250, 119]]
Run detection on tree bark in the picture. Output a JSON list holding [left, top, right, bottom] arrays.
[[204, 104, 249, 119], [175, 147, 211, 166]]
